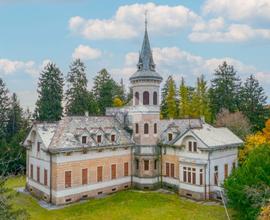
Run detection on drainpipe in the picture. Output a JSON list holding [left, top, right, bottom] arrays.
[[131, 144, 133, 187], [160, 144, 163, 188], [204, 164, 207, 200], [49, 152, 52, 203], [208, 151, 211, 199]]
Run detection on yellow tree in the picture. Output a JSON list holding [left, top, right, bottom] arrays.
[[239, 119, 270, 164], [113, 97, 123, 107]]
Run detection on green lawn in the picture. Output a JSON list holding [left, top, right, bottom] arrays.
[[6, 176, 235, 220]]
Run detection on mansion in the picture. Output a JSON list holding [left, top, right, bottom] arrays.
[[23, 23, 243, 205]]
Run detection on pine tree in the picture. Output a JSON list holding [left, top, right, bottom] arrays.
[[92, 68, 111, 99], [34, 63, 64, 121], [179, 78, 190, 118], [161, 76, 173, 119], [65, 59, 98, 116], [190, 75, 211, 121], [6, 93, 23, 140], [0, 78, 9, 140], [209, 62, 240, 120], [239, 75, 268, 131], [166, 77, 177, 119], [92, 69, 123, 115]]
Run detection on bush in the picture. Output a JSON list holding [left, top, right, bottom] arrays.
[[224, 144, 270, 220]]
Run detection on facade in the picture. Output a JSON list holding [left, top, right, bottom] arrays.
[[23, 22, 243, 205]]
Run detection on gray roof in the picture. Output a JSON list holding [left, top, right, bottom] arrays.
[[129, 24, 162, 82]]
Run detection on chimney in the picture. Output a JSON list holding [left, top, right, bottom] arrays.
[[85, 111, 89, 117]]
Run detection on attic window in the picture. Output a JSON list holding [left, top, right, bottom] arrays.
[[82, 136, 87, 144], [97, 135, 102, 143], [111, 134, 115, 142], [168, 133, 173, 141]]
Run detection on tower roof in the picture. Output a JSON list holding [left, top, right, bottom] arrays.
[[129, 15, 162, 82]]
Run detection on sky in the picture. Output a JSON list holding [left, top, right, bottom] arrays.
[[0, 0, 270, 110]]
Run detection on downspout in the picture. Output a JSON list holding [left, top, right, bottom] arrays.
[[160, 143, 163, 188], [204, 163, 207, 200], [49, 152, 52, 203], [131, 144, 133, 187], [208, 151, 211, 200]]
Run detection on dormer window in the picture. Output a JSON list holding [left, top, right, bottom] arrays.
[[97, 135, 102, 143], [188, 141, 198, 152], [82, 136, 87, 144], [111, 134, 115, 142], [168, 133, 173, 141]]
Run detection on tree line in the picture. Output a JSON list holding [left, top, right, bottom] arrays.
[[161, 61, 268, 133]]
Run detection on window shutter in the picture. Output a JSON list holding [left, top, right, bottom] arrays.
[[30, 164, 33, 179], [82, 168, 88, 185], [170, 163, 175, 178], [124, 162, 129, 176], [65, 171, 71, 188], [166, 163, 170, 176], [37, 167, 40, 183], [97, 166, 103, 182], [111, 164, 116, 179], [44, 169, 47, 186], [224, 164, 228, 179]]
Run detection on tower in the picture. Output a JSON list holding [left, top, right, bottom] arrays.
[[129, 16, 163, 189]]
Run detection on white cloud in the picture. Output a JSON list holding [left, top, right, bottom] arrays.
[[115, 47, 257, 84], [203, 0, 270, 22], [72, 45, 102, 60], [68, 3, 200, 40], [189, 23, 270, 42], [0, 59, 39, 77]]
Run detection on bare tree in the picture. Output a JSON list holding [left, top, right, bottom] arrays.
[[215, 108, 251, 140]]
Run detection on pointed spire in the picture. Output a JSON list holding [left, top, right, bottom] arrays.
[[137, 11, 155, 72]]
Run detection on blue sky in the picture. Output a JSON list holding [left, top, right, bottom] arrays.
[[1, 0, 270, 110]]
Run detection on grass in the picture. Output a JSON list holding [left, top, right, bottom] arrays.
[[6, 176, 236, 220]]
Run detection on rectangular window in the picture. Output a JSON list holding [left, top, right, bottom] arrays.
[[144, 160, 149, 171], [224, 164, 228, 179], [37, 142, 40, 152], [111, 135, 115, 142], [111, 164, 116, 180], [214, 166, 218, 186], [82, 168, 88, 185], [44, 169, 47, 186], [171, 163, 175, 178], [37, 166, 40, 183], [188, 167, 191, 183], [154, 123, 157, 134], [65, 171, 71, 188], [200, 169, 203, 185], [82, 136, 87, 144], [30, 164, 33, 179], [97, 166, 103, 182], [135, 123, 139, 134], [97, 135, 102, 143], [193, 142, 197, 152], [168, 133, 173, 141], [154, 160, 158, 170], [183, 167, 187, 182], [192, 168, 196, 184], [166, 163, 170, 176], [136, 159, 139, 169], [188, 141, 192, 151], [232, 162, 236, 170], [124, 162, 129, 176]]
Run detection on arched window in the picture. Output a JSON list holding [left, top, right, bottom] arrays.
[[153, 91, 158, 105], [135, 92, 139, 105], [154, 123, 157, 134], [144, 123, 149, 134], [143, 91, 149, 105]]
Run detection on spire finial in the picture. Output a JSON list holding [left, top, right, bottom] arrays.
[[144, 10, 148, 31]]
